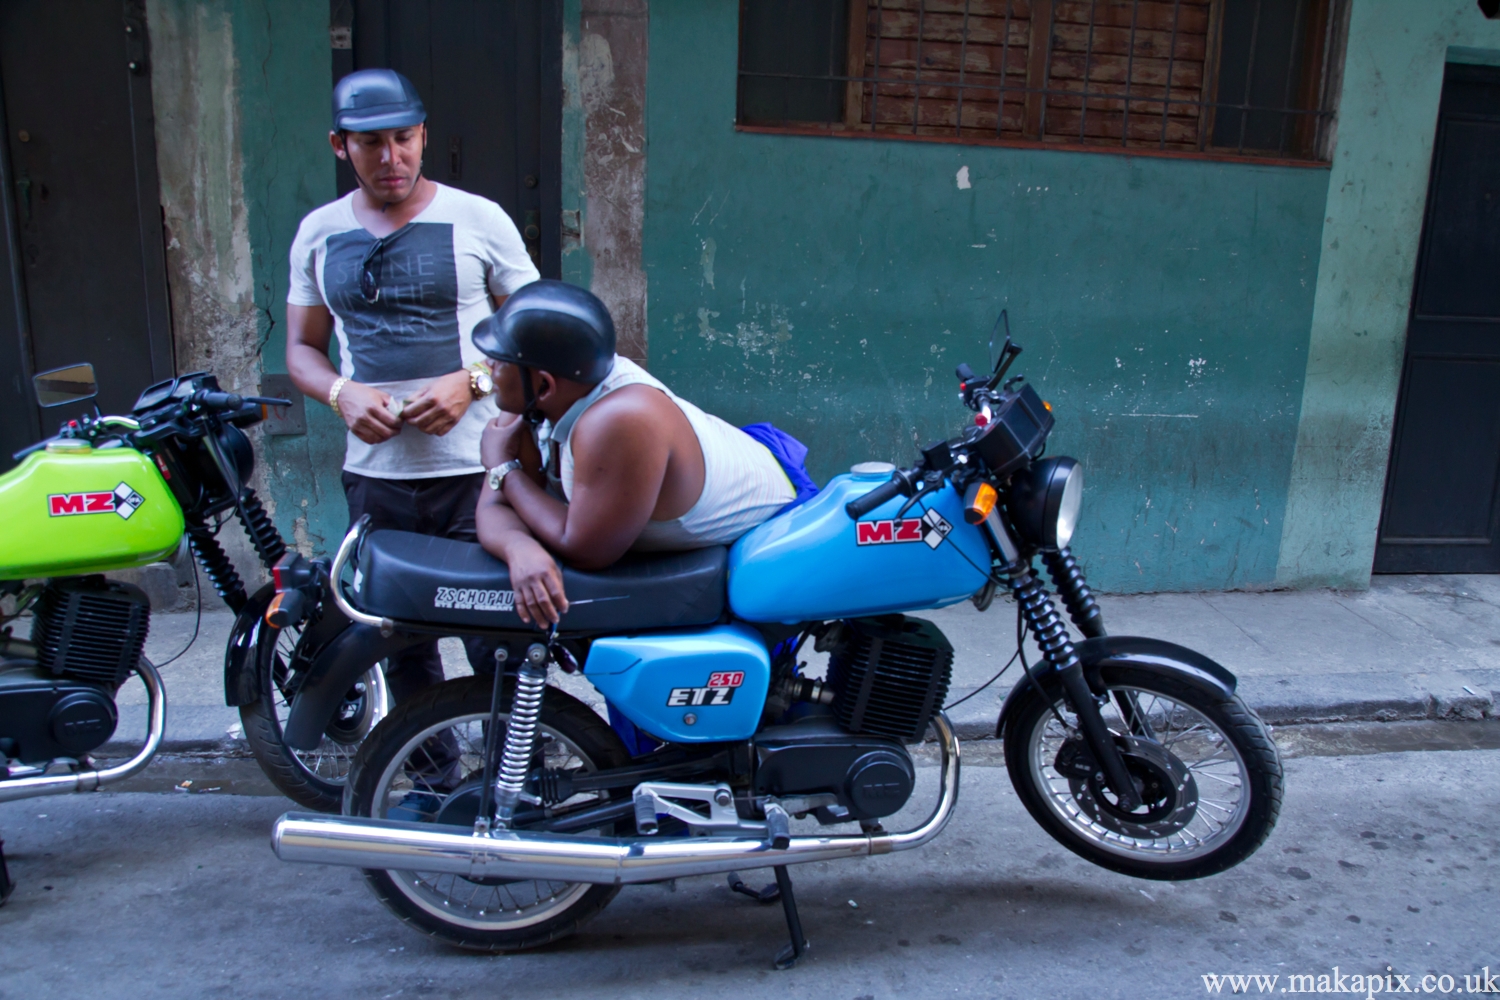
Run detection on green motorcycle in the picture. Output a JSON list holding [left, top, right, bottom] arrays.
[[0, 364, 384, 897]]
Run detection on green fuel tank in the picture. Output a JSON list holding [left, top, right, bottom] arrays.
[[0, 442, 184, 580]]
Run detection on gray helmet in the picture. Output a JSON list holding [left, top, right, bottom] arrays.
[[473, 281, 616, 384], [333, 69, 426, 132]]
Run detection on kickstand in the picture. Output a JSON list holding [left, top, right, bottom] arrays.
[[0, 839, 13, 906], [771, 866, 809, 970], [727, 870, 780, 903]]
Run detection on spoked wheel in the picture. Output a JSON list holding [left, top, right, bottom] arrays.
[[240, 620, 389, 812], [1002, 666, 1282, 880], [344, 675, 631, 952]]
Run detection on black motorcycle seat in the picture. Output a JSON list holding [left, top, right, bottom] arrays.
[[351, 529, 727, 633]]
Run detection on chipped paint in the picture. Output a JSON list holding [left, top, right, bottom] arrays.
[[956, 165, 971, 190]]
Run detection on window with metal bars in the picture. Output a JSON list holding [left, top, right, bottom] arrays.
[[737, 0, 1347, 163]]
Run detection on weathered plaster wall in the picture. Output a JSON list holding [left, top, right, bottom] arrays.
[[232, 2, 340, 561], [1276, 0, 1500, 589], [578, 0, 649, 363], [644, 0, 1330, 593]]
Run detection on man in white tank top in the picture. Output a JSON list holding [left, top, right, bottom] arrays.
[[469, 282, 795, 627]]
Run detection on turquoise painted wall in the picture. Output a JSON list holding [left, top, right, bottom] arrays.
[[644, 0, 1330, 593], [1276, 0, 1500, 589], [232, 2, 343, 557]]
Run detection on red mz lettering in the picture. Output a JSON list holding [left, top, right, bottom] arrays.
[[49, 492, 115, 516], [707, 671, 745, 688], [856, 518, 922, 545]]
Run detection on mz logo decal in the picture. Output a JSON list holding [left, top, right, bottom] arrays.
[[47, 483, 146, 520], [855, 509, 953, 549]]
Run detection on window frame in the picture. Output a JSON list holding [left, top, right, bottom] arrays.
[[734, 0, 1349, 169]]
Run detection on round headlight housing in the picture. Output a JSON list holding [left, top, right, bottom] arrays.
[[1007, 457, 1083, 550]]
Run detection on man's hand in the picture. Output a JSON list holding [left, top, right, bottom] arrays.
[[480, 412, 529, 468], [403, 371, 473, 436], [336, 381, 402, 445], [504, 535, 569, 627]]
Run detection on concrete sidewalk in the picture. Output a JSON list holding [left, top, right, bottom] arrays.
[[110, 574, 1500, 752]]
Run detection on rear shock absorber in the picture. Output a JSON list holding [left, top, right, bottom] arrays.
[[236, 489, 287, 569], [492, 643, 549, 830], [1041, 547, 1105, 639], [185, 521, 247, 613]]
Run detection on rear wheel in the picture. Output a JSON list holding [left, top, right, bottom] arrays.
[[344, 676, 631, 953], [240, 620, 388, 812], [1002, 666, 1282, 880]]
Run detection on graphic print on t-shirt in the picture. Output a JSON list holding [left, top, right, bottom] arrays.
[[324, 223, 463, 382]]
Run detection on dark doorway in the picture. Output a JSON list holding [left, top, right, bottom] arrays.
[[0, 0, 173, 467], [337, 0, 562, 279], [1376, 63, 1500, 573]]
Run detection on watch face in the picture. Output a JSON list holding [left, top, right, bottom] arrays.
[[475, 370, 494, 395]]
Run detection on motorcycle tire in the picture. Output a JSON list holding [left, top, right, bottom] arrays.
[[344, 675, 632, 953], [240, 621, 387, 813], [1001, 664, 1282, 881]]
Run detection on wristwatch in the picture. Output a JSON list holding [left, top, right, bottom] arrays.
[[468, 363, 494, 400], [487, 458, 523, 492]]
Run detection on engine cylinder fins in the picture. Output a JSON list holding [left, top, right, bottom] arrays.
[[31, 578, 150, 688], [825, 616, 953, 743]]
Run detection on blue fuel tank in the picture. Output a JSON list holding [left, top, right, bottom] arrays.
[[728, 469, 992, 623]]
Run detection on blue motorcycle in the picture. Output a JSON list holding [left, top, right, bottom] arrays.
[[268, 325, 1282, 965]]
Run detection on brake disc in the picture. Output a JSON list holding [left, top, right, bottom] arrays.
[[1055, 736, 1199, 839]]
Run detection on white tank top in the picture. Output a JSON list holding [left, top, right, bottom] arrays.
[[541, 357, 795, 551]]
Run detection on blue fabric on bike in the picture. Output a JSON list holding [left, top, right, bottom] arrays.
[[607, 700, 661, 758], [740, 423, 819, 512]]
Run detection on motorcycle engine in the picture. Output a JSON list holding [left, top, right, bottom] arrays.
[[822, 615, 953, 742], [0, 579, 148, 766], [752, 715, 915, 823]]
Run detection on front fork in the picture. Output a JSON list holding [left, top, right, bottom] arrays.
[[976, 508, 1143, 809]]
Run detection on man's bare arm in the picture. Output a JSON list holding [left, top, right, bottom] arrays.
[[286, 303, 401, 445], [497, 391, 671, 570]]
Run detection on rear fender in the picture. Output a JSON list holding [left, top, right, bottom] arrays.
[[997, 635, 1237, 737], [282, 623, 428, 751]]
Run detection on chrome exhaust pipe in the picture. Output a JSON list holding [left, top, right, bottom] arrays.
[[274, 713, 961, 884], [0, 658, 167, 804]]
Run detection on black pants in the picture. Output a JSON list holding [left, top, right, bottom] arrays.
[[343, 469, 502, 705]]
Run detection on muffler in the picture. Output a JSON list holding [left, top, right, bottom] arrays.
[[0, 659, 166, 804], [273, 714, 960, 884]]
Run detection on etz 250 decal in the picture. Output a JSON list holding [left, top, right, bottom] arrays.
[[855, 508, 953, 549], [47, 483, 146, 520], [666, 670, 745, 707]]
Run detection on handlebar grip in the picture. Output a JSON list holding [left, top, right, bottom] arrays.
[[845, 478, 904, 519], [196, 390, 243, 410]]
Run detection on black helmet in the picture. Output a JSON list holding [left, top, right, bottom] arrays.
[[333, 69, 426, 132], [473, 281, 616, 385]]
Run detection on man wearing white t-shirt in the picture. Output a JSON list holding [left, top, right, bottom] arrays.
[[285, 69, 539, 719]]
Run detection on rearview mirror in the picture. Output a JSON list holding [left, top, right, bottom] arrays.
[[33, 364, 98, 407]]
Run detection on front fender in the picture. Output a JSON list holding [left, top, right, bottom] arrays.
[[224, 583, 276, 707], [282, 623, 427, 751], [997, 635, 1238, 736]]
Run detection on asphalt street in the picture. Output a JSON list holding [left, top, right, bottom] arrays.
[[2, 725, 1497, 1000]]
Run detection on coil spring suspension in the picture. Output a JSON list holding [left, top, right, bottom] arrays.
[[1009, 563, 1080, 671], [237, 489, 286, 568], [493, 646, 549, 829], [1042, 547, 1105, 639], [186, 524, 247, 613]]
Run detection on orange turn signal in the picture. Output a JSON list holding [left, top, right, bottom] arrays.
[[964, 482, 998, 525]]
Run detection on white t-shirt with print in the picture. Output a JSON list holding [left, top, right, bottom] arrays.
[[287, 183, 539, 479]]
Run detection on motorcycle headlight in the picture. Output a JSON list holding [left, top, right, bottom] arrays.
[[1008, 457, 1083, 550], [217, 424, 255, 483]]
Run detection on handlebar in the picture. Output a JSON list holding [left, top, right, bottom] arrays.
[[845, 477, 905, 519]]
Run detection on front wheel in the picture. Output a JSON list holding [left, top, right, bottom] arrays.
[[1001, 666, 1282, 881], [344, 675, 631, 952]]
